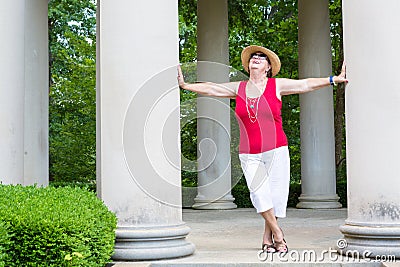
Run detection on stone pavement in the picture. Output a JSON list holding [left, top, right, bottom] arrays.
[[110, 208, 399, 266]]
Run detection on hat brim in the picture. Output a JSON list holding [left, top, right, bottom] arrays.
[[241, 45, 281, 77]]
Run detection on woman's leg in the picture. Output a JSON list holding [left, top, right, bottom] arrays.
[[239, 153, 274, 214], [264, 146, 290, 218], [260, 147, 290, 252], [239, 150, 288, 251], [264, 216, 280, 244], [239, 153, 275, 248], [261, 209, 287, 252], [263, 220, 273, 245]]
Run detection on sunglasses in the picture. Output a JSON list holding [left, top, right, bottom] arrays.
[[250, 53, 268, 60]]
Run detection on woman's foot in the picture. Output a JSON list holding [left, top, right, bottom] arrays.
[[273, 228, 288, 254], [274, 239, 288, 254], [262, 227, 275, 253], [261, 243, 276, 253]]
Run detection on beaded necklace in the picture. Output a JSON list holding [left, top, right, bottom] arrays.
[[246, 96, 260, 123], [245, 80, 266, 123]]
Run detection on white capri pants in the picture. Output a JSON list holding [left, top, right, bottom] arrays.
[[238, 146, 290, 217]]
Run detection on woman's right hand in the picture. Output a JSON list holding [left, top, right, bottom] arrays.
[[177, 64, 185, 88], [176, 63, 239, 98]]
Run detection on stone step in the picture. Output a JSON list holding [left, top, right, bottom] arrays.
[[108, 262, 384, 267]]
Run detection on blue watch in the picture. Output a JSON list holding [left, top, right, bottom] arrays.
[[329, 76, 336, 86]]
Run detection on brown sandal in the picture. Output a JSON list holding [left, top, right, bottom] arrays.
[[274, 238, 288, 254], [273, 227, 288, 254], [262, 243, 277, 253]]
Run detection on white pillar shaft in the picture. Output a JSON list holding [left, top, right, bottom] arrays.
[[0, 0, 25, 184], [24, 0, 49, 186], [193, 0, 236, 209], [296, 0, 341, 209], [97, 0, 194, 260], [340, 0, 400, 257]]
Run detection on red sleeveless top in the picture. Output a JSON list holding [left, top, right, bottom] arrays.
[[235, 79, 288, 154]]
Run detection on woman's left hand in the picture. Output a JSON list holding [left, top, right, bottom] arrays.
[[334, 62, 348, 85]]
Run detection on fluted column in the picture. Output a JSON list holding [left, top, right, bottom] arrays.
[[193, 0, 237, 209], [24, 0, 48, 186], [339, 0, 400, 257], [0, 0, 48, 186], [296, 0, 341, 209], [0, 0, 25, 185], [96, 0, 194, 260]]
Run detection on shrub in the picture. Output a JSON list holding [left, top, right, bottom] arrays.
[[232, 183, 254, 208], [49, 180, 96, 192], [287, 181, 301, 208], [232, 178, 347, 208], [0, 222, 12, 267], [0, 184, 117, 267], [232, 179, 302, 208], [336, 179, 347, 208]]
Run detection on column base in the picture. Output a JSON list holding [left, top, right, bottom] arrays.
[[296, 194, 342, 209], [112, 223, 195, 261], [192, 194, 237, 210], [182, 187, 197, 208], [339, 222, 400, 259]]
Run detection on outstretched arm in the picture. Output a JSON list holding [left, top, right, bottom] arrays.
[[276, 62, 348, 97], [177, 65, 239, 98]]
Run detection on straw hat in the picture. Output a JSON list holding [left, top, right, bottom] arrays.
[[241, 45, 281, 76]]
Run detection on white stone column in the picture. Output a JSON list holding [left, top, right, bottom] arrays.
[[296, 0, 341, 209], [339, 0, 400, 257], [0, 0, 25, 185], [192, 0, 237, 209], [24, 0, 48, 186], [97, 0, 194, 260]]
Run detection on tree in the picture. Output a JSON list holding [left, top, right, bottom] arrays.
[[47, 0, 346, 188], [228, 0, 302, 182], [48, 0, 97, 184], [329, 0, 347, 180], [179, 0, 346, 185]]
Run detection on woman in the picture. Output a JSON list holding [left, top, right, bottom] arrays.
[[178, 45, 347, 253]]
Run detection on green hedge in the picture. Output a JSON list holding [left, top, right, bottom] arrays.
[[287, 181, 302, 208], [49, 180, 96, 192], [337, 179, 347, 208], [231, 184, 253, 208], [232, 180, 302, 208], [0, 185, 117, 267], [0, 222, 11, 267]]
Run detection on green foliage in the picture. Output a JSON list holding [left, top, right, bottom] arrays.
[[228, 0, 299, 78], [287, 181, 301, 208], [284, 97, 301, 182], [228, 0, 301, 183], [179, 3, 198, 186], [232, 177, 347, 209], [179, 0, 347, 188], [232, 177, 303, 208], [0, 222, 12, 267], [330, 0, 347, 182], [232, 183, 253, 208], [47, 0, 346, 194], [329, 0, 344, 73], [0, 185, 116, 267], [48, 0, 97, 183], [182, 170, 197, 188], [179, 0, 302, 186], [336, 179, 347, 208], [50, 180, 96, 192], [179, 0, 198, 63]]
